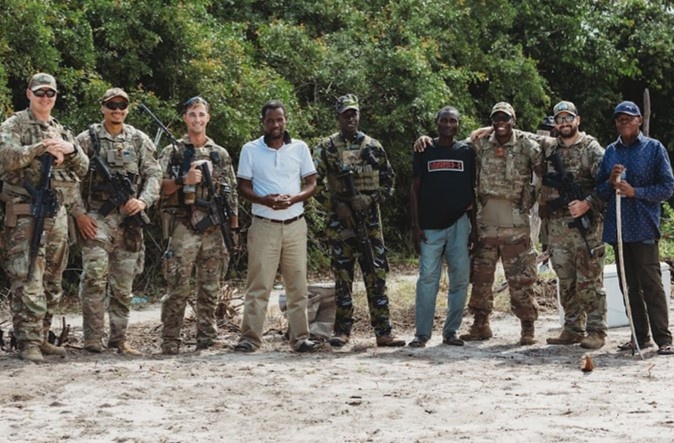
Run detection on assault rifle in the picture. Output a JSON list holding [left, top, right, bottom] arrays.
[[90, 156, 150, 228], [340, 168, 377, 273], [543, 151, 593, 256], [193, 154, 236, 254], [138, 103, 194, 191], [24, 154, 58, 279]]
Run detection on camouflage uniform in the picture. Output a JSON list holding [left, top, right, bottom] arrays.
[[158, 136, 238, 351], [468, 129, 541, 327], [0, 109, 89, 351], [314, 131, 395, 337], [73, 122, 161, 347], [538, 132, 607, 337]]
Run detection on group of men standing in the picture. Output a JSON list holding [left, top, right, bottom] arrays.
[[1, 71, 672, 362], [411, 99, 673, 356], [0, 73, 240, 362], [0, 72, 407, 362]]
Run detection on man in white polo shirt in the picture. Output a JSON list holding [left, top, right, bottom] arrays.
[[234, 100, 318, 353]]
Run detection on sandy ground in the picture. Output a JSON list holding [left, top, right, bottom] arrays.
[[1, 276, 674, 443]]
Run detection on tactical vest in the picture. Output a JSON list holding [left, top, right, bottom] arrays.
[[325, 132, 380, 197], [1, 111, 77, 202], [476, 131, 536, 210], [85, 123, 143, 210], [539, 133, 600, 214], [161, 140, 228, 215]]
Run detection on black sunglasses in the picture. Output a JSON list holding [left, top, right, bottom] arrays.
[[554, 115, 576, 124], [491, 114, 512, 123], [33, 89, 56, 98], [104, 101, 129, 110]]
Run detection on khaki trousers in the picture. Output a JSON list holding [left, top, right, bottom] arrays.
[[240, 216, 310, 349]]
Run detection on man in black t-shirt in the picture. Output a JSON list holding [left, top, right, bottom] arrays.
[[409, 106, 476, 347]]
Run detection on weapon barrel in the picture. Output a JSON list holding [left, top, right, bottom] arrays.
[[138, 103, 179, 145]]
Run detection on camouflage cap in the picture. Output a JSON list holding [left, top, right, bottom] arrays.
[[490, 102, 515, 118], [28, 73, 57, 92], [553, 101, 578, 117], [613, 101, 641, 118], [335, 94, 359, 114], [101, 87, 129, 103]]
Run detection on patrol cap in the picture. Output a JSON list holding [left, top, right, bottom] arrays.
[[613, 101, 641, 118], [490, 102, 515, 118], [553, 101, 578, 117], [101, 87, 129, 103], [28, 73, 57, 92], [335, 94, 359, 114]]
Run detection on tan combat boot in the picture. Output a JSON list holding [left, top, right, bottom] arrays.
[[19, 345, 45, 363], [459, 313, 493, 341], [376, 334, 406, 347], [112, 341, 143, 356], [84, 337, 103, 353], [580, 331, 606, 350], [546, 330, 584, 345], [520, 320, 536, 345], [41, 341, 67, 357]]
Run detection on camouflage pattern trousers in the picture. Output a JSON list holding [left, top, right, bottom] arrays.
[[3, 206, 66, 349], [79, 212, 142, 345], [327, 211, 393, 337], [44, 206, 70, 336], [547, 215, 607, 335], [161, 222, 226, 348], [469, 224, 539, 321]]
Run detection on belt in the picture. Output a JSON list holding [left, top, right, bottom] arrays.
[[254, 214, 304, 225]]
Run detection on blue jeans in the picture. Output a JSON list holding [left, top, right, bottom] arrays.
[[415, 214, 470, 340]]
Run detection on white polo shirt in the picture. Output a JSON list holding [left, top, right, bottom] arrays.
[[237, 135, 316, 220]]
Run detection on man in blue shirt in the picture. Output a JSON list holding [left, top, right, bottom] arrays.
[[596, 101, 674, 356]]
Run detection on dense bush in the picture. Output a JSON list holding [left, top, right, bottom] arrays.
[[1, 0, 674, 298]]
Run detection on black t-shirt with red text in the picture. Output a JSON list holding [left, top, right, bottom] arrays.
[[412, 139, 475, 229]]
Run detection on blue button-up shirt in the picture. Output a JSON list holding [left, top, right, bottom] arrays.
[[596, 132, 674, 244]]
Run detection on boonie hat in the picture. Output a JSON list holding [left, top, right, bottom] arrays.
[[613, 101, 641, 118], [553, 101, 578, 117], [490, 102, 515, 118], [335, 94, 359, 113], [101, 87, 129, 103], [28, 73, 57, 92]]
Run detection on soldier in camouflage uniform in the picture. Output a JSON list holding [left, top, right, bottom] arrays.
[[158, 96, 239, 355], [314, 94, 405, 348], [72, 88, 161, 355], [415, 102, 542, 345], [461, 102, 542, 345], [536, 101, 607, 349], [0, 73, 89, 363]]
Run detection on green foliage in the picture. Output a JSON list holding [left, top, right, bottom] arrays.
[[2, 0, 674, 296]]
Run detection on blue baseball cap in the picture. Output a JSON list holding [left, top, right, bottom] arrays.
[[613, 101, 641, 118]]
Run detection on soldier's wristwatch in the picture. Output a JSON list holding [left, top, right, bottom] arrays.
[[174, 175, 184, 186]]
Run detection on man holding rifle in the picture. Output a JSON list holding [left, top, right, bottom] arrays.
[[0, 73, 89, 363], [314, 94, 405, 348], [537, 101, 607, 349], [73, 88, 161, 355], [158, 96, 238, 355]]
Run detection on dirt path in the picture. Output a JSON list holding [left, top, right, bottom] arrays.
[[2, 294, 674, 442]]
